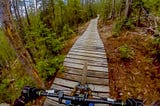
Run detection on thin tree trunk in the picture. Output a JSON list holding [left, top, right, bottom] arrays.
[[42, 0, 46, 11], [119, 0, 125, 17], [12, 0, 21, 26], [0, 0, 44, 88], [50, 0, 55, 20], [137, 6, 142, 26], [23, 0, 31, 26], [12, 0, 25, 33], [111, 0, 115, 19], [35, 0, 37, 10], [125, 0, 132, 18]]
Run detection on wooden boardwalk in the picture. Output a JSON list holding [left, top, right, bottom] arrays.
[[44, 17, 109, 106]]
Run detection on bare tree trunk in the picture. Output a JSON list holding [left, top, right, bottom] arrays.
[[12, 0, 22, 27], [35, 0, 37, 10], [42, 0, 46, 11], [82, 0, 84, 7], [119, 0, 125, 17], [125, 0, 132, 18], [0, 0, 44, 88], [12, 0, 26, 43], [111, 0, 115, 19], [23, 0, 31, 26], [50, 0, 55, 20], [137, 6, 142, 26]]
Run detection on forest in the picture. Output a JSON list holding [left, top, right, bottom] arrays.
[[0, 0, 160, 105]]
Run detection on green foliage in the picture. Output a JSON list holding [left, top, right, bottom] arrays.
[[143, 0, 160, 16], [62, 24, 74, 40], [36, 55, 64, 80], [99, 0, 112, 21], [0, 62, 34, 104], [24, 14, 65, 81], [113, 18, 125, 36], [0, 31, 16, 68], [40, 0, 97, 33], [118, 44, 135, 60], [113, 18, 135, 36]]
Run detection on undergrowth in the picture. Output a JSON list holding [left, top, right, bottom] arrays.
[[113, 18, 135, 37], [118, 44, 135, 60], [99, 24, 160, 105]]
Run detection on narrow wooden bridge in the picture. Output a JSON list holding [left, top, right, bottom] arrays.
[[44, 17, 109, 106]]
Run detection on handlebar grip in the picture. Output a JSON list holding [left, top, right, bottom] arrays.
[[36, 89, 57, 97]]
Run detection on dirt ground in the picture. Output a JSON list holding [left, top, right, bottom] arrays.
[[98, 20, 160, 105]]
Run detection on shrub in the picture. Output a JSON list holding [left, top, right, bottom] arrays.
[[113, 18, 125, 36], [118, 44, 135, 60], [113, 18, 135, 36], [62, 24, 74, 40], [36, 55, 64, 80]]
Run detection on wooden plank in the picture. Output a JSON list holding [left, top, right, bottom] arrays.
[[87, 71, 108, 79], [64, 62, 108, 72], [92, 92, 110, 98], [53, 78, 109, 93], [51, 84, 73, 91], [74, 41, 104, 46], [54, 77, 78, 88], [45, 97, 66, 106], [51, 84, 73, 95], [92, 92, 109, 98], [72, 46, 105, 50], [66, 55, 107, 63], [63, 67, 108, 79], [72, 46, 105, 51], [64, 58, 107, 67], [89, 84, 110, 93], [70, 49, 106, 55], [56, 73, 109, 85], [68, 51, 106, 59], [64, 57, 107, 65]]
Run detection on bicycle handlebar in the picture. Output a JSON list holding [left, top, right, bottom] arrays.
[[36, 89, 127, 106]]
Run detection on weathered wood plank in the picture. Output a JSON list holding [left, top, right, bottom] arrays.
[[64, 58, 107, 67], [68, 51, 106, 59], [51, 84, 73, 95], [72, 46, 105, 52], [63, 67, 108, 79], [64, 62, 108, 72], [70, 49, 106, 55], [56, 73, 109, 85], [66, 55, 107, 63], [53, 78, 109, 93], [45, 97, 66, 106]]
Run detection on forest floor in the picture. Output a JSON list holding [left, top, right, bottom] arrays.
[[98, 20, 160, 105]]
